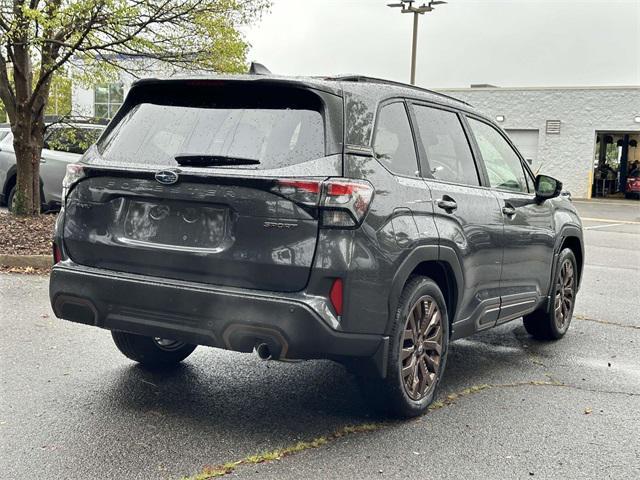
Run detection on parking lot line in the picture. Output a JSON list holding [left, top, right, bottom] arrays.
[[581, 217, 640, 225], [573, 200, 639, 207], [584, 223, 624, 230]]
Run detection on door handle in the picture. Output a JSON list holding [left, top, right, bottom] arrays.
[[502, 205, 516, 217], [436, 197, 457, 212]]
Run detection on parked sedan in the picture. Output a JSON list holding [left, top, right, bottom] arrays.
[[0, 123, 104, 211]]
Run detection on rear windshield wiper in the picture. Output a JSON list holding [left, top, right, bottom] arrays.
[[174, 154, 260, 167]]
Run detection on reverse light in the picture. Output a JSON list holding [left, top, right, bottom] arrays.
[[62, 163, 85, 203], [329, 278, 344, 316]]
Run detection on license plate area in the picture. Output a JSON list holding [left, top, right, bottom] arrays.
[[121, 199, 229, 252]]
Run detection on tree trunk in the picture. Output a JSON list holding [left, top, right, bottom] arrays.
[[11, 109, 43, 216]]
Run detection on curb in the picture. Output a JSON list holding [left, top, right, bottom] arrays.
[[0, 254, 51, 269]]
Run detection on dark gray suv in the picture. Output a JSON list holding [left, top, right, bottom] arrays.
[[49, 75, 583, 417]]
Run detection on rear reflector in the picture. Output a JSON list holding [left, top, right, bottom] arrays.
[[330, 278, 344, 316], [53, 242, 62, 264]]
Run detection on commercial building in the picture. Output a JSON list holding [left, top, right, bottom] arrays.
[[438, 86, 640, 199]]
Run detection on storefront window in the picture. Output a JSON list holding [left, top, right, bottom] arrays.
[[94, 83, 124, 118]]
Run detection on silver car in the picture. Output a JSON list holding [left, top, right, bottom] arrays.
[[0, 123, 104, 211]]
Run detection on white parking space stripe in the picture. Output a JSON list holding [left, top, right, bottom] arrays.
[[584, 223, 624, 230]]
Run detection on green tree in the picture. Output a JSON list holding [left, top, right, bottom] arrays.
[[0, 70, 72, 121], [0, 0, 269, 215]]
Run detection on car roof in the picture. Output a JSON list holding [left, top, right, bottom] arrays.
[[128, 74, 489, 148], [131, 73, 477, 112]]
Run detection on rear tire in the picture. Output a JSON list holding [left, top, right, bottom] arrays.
[[523, 248, 577, 340], [111, 331, 196, 368], [357, 276, 449, 418], [7, 184, 46, 213]]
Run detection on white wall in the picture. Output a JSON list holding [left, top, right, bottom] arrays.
[[437, 86, 640, 198]]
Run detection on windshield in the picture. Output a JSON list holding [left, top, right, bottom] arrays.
[[97, 96, 325, 170]]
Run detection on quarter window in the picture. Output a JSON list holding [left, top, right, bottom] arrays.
[[373, 102, 419, 177], [468, 118, 528, 193], [413, 105, 479, 186]]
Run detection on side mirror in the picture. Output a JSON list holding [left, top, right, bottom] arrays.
[[535, 174, 562, 201]]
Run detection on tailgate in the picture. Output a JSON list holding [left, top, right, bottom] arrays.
[[63, 172, 322, 292]]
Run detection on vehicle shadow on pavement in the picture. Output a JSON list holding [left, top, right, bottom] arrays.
[[89, 322, 546, 430]]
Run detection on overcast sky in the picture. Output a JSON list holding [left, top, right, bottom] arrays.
[[244, 0, 640, 88]]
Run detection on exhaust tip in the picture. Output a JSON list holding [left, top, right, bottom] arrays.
[[255, 343, 272, 361]]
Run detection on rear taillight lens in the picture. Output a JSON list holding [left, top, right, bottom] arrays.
[[272, 178, 374, 228], [62, 163, 85, 204], [322, 179, 374, 228], [271, 179, 322, 206]]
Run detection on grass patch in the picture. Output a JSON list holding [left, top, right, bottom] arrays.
[[180, 381, 562, 479]]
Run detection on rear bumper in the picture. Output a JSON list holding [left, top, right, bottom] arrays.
[[49, 263, 387, 366]]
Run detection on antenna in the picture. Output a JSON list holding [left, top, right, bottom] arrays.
[[248, 62, 272, 75]]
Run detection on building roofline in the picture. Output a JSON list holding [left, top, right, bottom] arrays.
[[436, 85, 640, 92]]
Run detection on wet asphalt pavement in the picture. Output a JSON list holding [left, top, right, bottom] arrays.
[[1, 199, 639, 479]]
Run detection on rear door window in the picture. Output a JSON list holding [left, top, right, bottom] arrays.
[[97, 85, 325, 170], [468, 118, 529, 193], [373, 102, 419, 177], [412, 105, 480, 186]]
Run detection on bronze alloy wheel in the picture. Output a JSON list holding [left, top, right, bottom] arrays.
[[153, 337, 187, 351], [554, 259, 575, 331], [400, 295, 444, 401]]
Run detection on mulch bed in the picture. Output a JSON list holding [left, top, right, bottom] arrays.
[[0, 210, 57, 256], [0, 265, 51, 274]]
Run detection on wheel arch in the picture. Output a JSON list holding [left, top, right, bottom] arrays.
[[560, 235, 583, 289], [388, 245, 463, 335], [555, 225, 584, 290]]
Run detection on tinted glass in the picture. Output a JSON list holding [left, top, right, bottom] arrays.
[[98, 104, 324, 169], [468, 118, 528, 192], [373, 102, 418, 177], [413, 105, 479, 186]]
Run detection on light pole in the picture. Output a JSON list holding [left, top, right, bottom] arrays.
[[387, 1, 447, 85]]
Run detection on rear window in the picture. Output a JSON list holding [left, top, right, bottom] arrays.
[[97, 83, 326, 170]]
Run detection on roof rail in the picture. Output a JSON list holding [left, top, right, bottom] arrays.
[[329, 75, 472, 107]]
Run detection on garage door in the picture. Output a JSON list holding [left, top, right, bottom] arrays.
[[506, 129, 539, 170]]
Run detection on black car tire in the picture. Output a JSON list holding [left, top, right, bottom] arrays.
[[111, 331, 196, 368], [7, 185, 16, 212], [7, 184, 46, 213], [357, 276, 449, 418], [523, 248, 578, 340]]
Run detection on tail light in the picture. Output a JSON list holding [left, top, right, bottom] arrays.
[[322, 179, 374, 227], [272, 178, 374, 228], [62, 163, 85, 204]]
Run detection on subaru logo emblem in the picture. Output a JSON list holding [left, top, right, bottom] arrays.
[[155, 170, 179, 185]]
